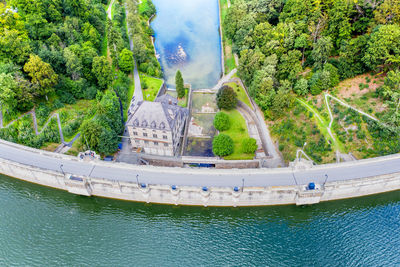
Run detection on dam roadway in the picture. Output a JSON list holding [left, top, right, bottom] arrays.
[[0, 140, 400, 188]]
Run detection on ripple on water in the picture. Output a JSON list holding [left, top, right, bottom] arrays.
[[1, 175, 400, 266]]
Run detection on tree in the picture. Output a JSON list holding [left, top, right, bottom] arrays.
[[175, 70, 185, 98], [23, 54, 58, 97], [242, 138, 257, 154], [294, 78, 309, 96], [294, 33, 310, 62], [92, 56, 113, 89], [311, 37, 333, 69], [278, 50, 302, 81], [213, 112, 230, 131], [363, 24, 400, 70], [374, 0, 400, 25], [216, 85, 237, 110], [132, 35, 148, 64], [64, 47, 82, 80], [212, 134, 234, 157], [0, 73, 18, 111], [119, 48, 134, 73]]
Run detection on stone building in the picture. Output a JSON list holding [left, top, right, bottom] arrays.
[[126, 94, 189, 156]]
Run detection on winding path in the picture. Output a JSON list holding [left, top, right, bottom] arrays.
[[0, 109, 65, 144]]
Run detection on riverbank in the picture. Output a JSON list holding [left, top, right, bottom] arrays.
[[1, 139, 399, 206]]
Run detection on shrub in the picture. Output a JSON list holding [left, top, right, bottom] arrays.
[[216, 85, 237, 110], [242, 138, 257, 154], [212, 134, 234, 157], [213, 112, 230, 131]]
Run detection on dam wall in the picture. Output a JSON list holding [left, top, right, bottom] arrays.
[[1, 154, 399, 206]]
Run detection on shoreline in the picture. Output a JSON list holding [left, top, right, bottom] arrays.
[[0, 139, 399, 206]]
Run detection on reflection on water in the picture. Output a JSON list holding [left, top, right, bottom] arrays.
[[1, 174, 400, 265], [151, 0, 222, 89]]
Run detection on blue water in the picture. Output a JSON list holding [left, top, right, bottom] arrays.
[[1, 174, 400, 266], [151, 0, 222, 89]]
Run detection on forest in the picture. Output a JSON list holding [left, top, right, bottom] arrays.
[[223, 0, 400, 161], [0, 0, 158, 155]]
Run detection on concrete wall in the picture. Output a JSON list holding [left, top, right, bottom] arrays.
[[1, 156, 399, 206]]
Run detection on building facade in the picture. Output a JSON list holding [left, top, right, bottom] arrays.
[[126, 95, 188, 156]]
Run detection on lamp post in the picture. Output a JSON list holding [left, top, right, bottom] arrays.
[[60, 164, 65, 175], [323, 174, 329, 185], [242, 178, 245, 192], [136, 174, 139, 185]]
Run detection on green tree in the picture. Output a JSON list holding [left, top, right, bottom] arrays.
[[0, 73, 18, 111], [64, 47, 82, 80], [294, 78, 309, 96], [213, 112, 230, 131], [216, 85, 237, 110], [23, 54, 58, 97], [212, 134, 234, 157], [311, 37, 333, 69], [119, 48, 134, 73], [363, 24, 400, 70], [175, 70, 185, 98], [278, 50, 302, 81], [374, 0, 400, 25], [92, 56, 113, 89], [242, 137, 257, 154]]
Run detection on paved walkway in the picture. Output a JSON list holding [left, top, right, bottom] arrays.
[[2, 140, 400, 187], [212, 68, 237, 90]]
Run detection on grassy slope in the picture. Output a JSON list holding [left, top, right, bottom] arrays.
[[219, 0, 236, 74], [140, 74, 163, 101], [225, 81, 251, 108], [221, 109, 254, 160]]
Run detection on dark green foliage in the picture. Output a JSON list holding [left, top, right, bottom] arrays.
[[212, 134, 234, 157], [213, 112, 230, 131], [175, 70, 185, 98], [119, 48, 134, 73], [242, 138, 257, 154], [216, 85, 237, 110], [80, 90, 122, 155]]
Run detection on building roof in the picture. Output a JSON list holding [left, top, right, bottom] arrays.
[[126, 95, 188, 131]]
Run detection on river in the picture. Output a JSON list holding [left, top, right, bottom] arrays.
[[1, 174, 400, 265], [151, 0, 222, 89]]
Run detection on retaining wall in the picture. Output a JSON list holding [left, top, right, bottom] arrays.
[[1, 155, 399, 206]]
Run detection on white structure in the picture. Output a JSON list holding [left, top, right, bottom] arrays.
[[126, 94, 188, 156]]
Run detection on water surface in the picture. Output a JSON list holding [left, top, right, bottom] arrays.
[[151, 0, 222, 89], [1, 174, 400, 266]]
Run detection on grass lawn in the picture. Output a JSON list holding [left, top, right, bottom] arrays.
[[220, 0, 236, 74], [66, 135, 84, 156], [41, 142, 60, 152], [225, 81, 252, 108], [167, 89, 189, 107], [297, 98, 345, 153], [140, 73, 163, 101], [220, 109, 254, 160]]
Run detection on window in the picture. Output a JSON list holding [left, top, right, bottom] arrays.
[[164, 143, 168, 147], [133, 131, 138, 136], [154, 142, 158, 146], [143, 132, 148, 137], [144, 140, 149, 144], [135, 140, 140, 143], [153, 134, 157, 138], [163, 135, 168, 140]]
